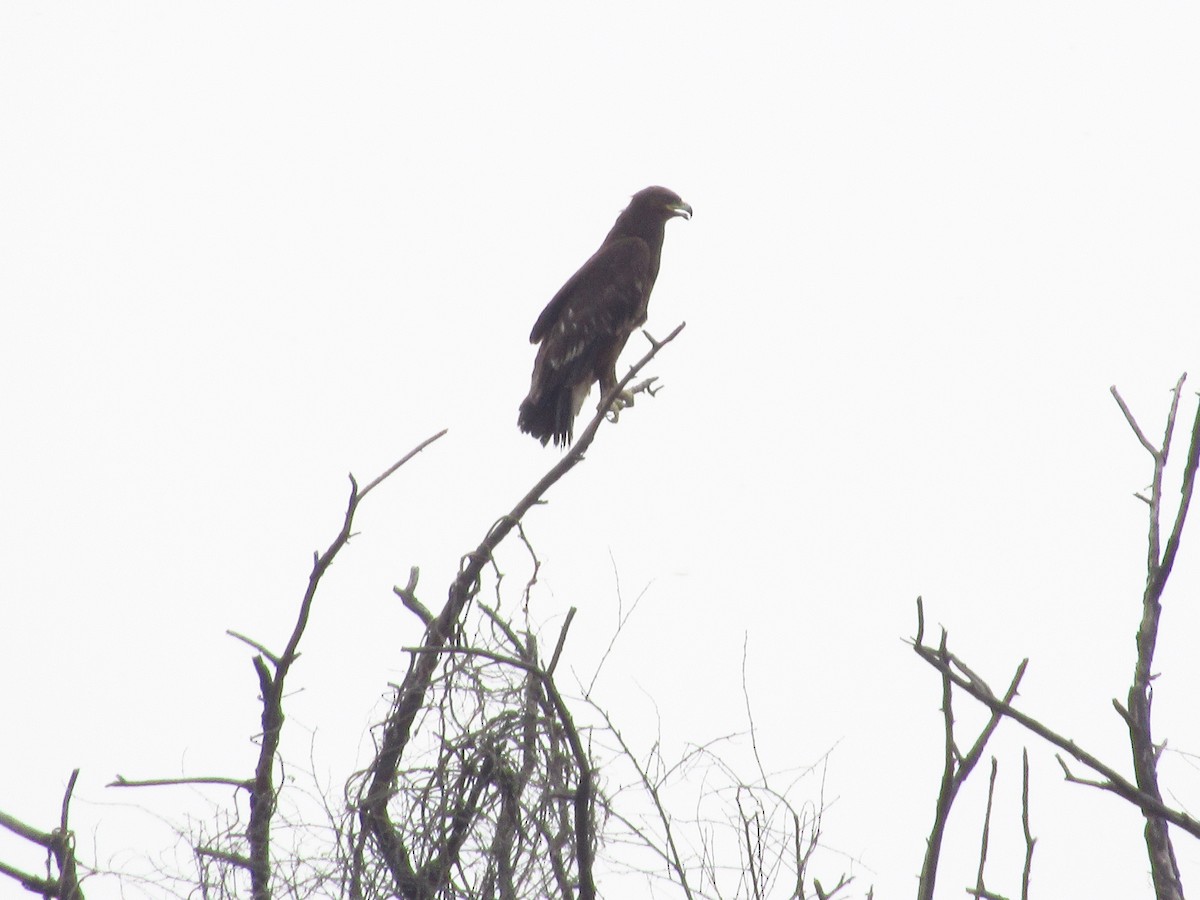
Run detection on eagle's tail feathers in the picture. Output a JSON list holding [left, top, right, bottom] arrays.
[[518, 390, 573, 447]]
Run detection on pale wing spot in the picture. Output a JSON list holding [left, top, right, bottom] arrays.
[[560, 340, 587, 364]]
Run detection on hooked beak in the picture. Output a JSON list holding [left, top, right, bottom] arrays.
[[670, 201, 693, 220]]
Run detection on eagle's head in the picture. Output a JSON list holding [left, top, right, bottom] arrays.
[[630, 186, 693, 221]]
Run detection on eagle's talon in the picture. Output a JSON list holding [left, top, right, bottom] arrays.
[[604, 389, 636, 422]]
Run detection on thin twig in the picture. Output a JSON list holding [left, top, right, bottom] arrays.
[[1021, 748, 1035, 900], [973, 757, 998, 899], [109, 775, 251, 789], [224, 630, 281, 665], [589, 705, 696, 900], [358, 429, 449, 499], [1110, 385, 1160, 458], [585, 555, 655, 698], [547, 607, 576, 675], [742, 633, 769, 788]]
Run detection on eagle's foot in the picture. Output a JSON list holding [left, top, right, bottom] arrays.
[[604, 389, 636, 422], [603, 377, 661, 422]]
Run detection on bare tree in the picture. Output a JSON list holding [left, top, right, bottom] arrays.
[[85, 326, 845, 900], [912, 375, 1200, 899], [10, 351, 1197, 900]]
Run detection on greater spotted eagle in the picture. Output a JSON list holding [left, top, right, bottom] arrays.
[[518, 186, 692, 447]]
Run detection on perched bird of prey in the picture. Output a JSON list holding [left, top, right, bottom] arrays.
[[518, 186, 692, 447]]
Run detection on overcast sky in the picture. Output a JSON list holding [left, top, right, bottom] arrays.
[[3, 4, 1200, 898]]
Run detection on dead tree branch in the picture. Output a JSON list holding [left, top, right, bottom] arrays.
[[914, 601, 1023, 900], [912, 601, 1200, 840], [109, 430, 447, 900], [109, 775, 250, 789], [1109, 375, 1200, 900], [0, 768, 84, 899], [355, 326, 684, 900], [912, 379, 1199, 900], [1020, 748, 1035, 900], [972, 757, 999, 900]]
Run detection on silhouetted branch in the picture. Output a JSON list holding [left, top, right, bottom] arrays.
[[0, 769, 84, 899], [357, 324, 684, 900], [394, 566, 434, 627], [109, 431, 446, 900], [196, 846, 254, 870], [110, 775, 250, 789], [914, 599, 1024, 900], [1021, 748, 1035, 900], [913, 600, 1200, 840], [972, 757, 998, 899], [1109, 375, 1199, 900], [590, 704, 697, 900]]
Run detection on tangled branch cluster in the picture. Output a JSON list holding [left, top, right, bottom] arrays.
[[344, 604, 592, 900]]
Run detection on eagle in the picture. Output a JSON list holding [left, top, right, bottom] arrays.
[[518, 186, 692, 447]]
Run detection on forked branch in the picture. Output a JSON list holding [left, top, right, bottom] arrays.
[[0, 769, 84, 899], [1110, 375, 1200, 900], [912, 601, 1200, 840], [914, 601, 1023, 900], [108, 430, 447, 900]]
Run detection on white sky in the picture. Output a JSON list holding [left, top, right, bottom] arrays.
[[3, 3, 1200, 898]]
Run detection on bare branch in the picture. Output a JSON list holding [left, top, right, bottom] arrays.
[[913, 611, 1200, 840], [0, 770, 85, 899], [585, 555, 655, 698], [394, 567, 434, 627], [196, 845, 254, 869], [0, 859, 58, 896], [108, 775, 251, 789], [0, 809, 52, 846], [1110, 385, 1160, 458], [358, 326, 684, 899], [589, 704, 696, 900], [1114, 376, 1198, 900], [224, 630, 281, 666], [546, 607, 576, 675], [742, 633, 769, 788], [972, 757, 998, 900], [358, 429, 449, 499], [105, 432, 446, 900], [1021, 748, 1036, 900], [917, 619, 1023, 900], [1158, 382, 1200, 589]]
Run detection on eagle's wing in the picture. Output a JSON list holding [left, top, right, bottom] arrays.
[[518, 238, 652, 446], [529, 237, 651, 344], [528, 237, 651, 380]]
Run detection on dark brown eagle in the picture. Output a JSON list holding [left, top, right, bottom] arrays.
[[518, 186, 692, 447]]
